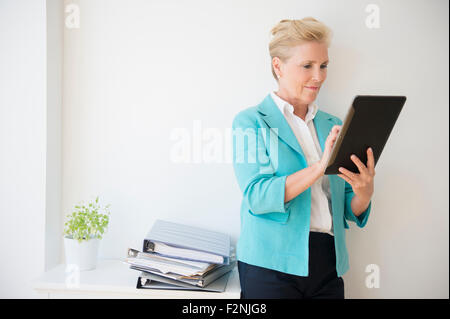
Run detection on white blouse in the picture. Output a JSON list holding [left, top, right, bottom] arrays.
[[270, 91, 334, 236]]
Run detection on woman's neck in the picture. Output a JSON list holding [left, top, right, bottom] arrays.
[[274, 90, 308, 120]]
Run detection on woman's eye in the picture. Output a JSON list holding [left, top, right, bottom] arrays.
[[303, 64, 328, 69]]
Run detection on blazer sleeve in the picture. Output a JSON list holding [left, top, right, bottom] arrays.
[[232, 111, 291, 215], [344, 180, 371, 228]]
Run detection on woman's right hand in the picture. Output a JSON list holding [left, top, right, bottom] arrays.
[[318, 125, 341, 174]]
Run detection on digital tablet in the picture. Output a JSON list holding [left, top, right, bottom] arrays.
[[325, 95, 406, 175]]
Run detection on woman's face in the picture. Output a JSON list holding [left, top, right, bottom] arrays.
[[273, 41, 329, 105]]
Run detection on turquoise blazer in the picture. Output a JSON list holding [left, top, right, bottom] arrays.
[[232, 94, 371, 277]]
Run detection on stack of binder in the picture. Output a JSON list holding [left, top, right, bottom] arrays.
[[125, 219, 235, 292]]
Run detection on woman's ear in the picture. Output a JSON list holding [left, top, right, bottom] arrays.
[[272, 57, 282, 79]]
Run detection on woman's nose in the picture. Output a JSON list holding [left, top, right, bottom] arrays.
[[312, 68, 325, 82]]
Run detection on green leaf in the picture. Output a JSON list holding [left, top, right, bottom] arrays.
[[63, 197, 110, 242]]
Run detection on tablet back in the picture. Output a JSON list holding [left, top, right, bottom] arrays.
[[325, 95, 406, 175]]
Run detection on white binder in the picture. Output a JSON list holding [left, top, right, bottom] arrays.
[[143, 219, 232, 265]]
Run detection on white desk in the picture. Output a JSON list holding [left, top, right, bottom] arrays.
[[33, 259, 241, 299]]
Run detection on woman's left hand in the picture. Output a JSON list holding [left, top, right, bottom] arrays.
[[337, 147, 375, 201]]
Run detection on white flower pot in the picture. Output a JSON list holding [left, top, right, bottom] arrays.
[[64, 236, 100, 271]]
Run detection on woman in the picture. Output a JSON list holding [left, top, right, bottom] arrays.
[[232, 18, 375, 299]]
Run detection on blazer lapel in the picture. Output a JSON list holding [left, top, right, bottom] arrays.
[[257, 94, 305, 158], [256, 94, 339, 168]]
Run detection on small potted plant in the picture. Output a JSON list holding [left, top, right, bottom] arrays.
[[63, 196, 110, 271]]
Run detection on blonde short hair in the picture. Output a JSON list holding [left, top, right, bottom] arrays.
[[269, 17, 333, 81]]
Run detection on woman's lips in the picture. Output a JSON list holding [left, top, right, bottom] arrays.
[[305, 86, 319, 91]]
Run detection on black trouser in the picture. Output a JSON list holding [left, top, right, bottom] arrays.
[[238, 232, 344, 299]]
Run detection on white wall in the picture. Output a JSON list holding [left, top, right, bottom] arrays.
[[61, 0, 449, 298], [0, 0, 63, 298], [0, 0, 48, 298], [45, 0, 63, 276]]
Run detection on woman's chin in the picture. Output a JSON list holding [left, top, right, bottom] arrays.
[[302, 95, 317, 104], [305, 91, 319, 101]]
